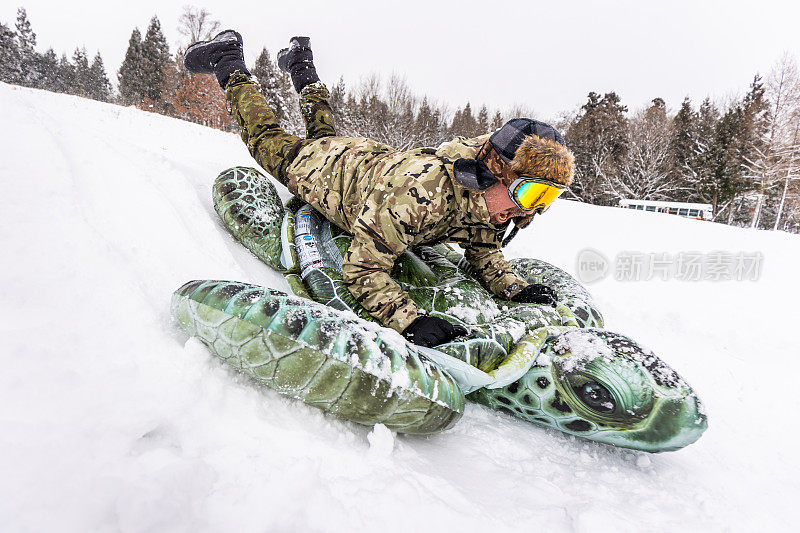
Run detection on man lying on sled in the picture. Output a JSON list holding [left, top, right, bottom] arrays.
[[184, 31, 574, 348]]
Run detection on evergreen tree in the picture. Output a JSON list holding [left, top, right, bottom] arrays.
[[87, 52, 111, 101], [139, 16, 171, 103], [415, 97, 440, 146], [327, 76, 352, 135], [476, 105, 489, 135], [251, 48, 292, 123], [670, 97, 698, 178], [670, 97, 721, 206], [462, 103, 477, 136], [15, 8, 40, 87], [71, 47, 89, 97], [450, 108, 462, 136], [490, 110, 504, 131], [0, 22, 22, 84], [38, 48, 59, 91], [708, 102, 750, 222], [329, 76, 346, 112], [278, 66, 303, 134], [701, 76, 772, 224], [118, 28, 144, 105], [14, 8, 35, 50], [57, 53, 75, 94], [391, 98, 417, 150], [694, 98, 721, 202], [430, 107, 445, 144], [742, 75, 770, 127], [451, 102, 477, 137], [740, 74, 772, 225], [565, 91, 630, 204], [156, 54, 181, 116]]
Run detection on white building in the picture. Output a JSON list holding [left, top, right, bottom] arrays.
[[618, 199, 713, 220]]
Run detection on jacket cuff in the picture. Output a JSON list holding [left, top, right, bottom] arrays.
[[497, 278, 529, 300], [224, 71, 253, 92], [387, 302, 422, 334]]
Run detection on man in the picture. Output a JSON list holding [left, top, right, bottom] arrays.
[[184, 31, 574, 348]]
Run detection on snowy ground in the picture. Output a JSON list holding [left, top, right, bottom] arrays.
[[1, 83, 798, 532]]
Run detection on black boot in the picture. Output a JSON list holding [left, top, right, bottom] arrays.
[[277, 36, 320, 93], [184, 29, 251, 88]]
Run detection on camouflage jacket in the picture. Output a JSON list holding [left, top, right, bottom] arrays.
[[285, 133, 529, 332]]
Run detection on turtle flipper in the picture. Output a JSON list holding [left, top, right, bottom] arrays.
[[213, 166, 296, 272]]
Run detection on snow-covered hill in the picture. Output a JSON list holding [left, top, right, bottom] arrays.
[[1, 82, 798, 532]]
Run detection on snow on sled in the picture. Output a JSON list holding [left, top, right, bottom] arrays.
[[171, 166, 707, 452]]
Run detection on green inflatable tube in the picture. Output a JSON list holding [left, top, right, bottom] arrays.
[[172, 279, 464, 434], [171, 166, 708, 452]]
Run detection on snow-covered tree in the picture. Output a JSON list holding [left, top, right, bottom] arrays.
[[58, 53, 75, 95], [140, 17, 171, 103], [87, 52, 111, 102], [613, 98, 675, 200], [37, 48, 60, 91], [476, 105, 489, 135], [379, 74, 418, 150], [249, 47, 303, 134], [451, 102, 477, 137], [773, 117, 800, 231], [15, 8, 41, 87], [746, 56, 800, 228], [697, 77, 770, 226], [251, 48, 291, 124], [118, 28, 144, 105], [734, 75, 771, 226], [670, 97, 698, 180], [71, 47, 89, 97], [673, 97, 721, 206], [150, 58, 182, 116], [327, 76, 351, 133], [415, 96, 445, 147], [490, 110, 504, 131], [565, 91, 630, 205], [0, 22, 21, 84], [705, 75, 771, 225]]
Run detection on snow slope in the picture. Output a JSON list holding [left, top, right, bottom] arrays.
[[1, 83, 798, 532]]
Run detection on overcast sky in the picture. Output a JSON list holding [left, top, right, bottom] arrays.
[[2, 0, 799, 119]]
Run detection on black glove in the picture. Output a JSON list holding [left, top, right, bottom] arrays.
[[510, 284, 558, 307], [402, 316, 468, 348]]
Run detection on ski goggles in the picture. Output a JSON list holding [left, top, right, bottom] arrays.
[[508, 177, 566, 213]]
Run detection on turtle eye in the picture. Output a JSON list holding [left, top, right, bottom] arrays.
[[576, 381, 615, 413]]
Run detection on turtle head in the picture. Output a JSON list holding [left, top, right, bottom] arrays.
[[541, 329, 707, 452]]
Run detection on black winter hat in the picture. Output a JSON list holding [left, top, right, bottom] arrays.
[[490, 118, 566, 163], [490, 118, 574, 186], [452, 118, 574, 193]]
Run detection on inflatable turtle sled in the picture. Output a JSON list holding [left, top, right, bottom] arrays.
[[171, 167, 707, 452]]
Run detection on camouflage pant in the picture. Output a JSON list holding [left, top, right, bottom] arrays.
[[225, 73, 337, 187]]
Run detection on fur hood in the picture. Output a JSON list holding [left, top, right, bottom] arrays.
[[509, 134, 574, 187]]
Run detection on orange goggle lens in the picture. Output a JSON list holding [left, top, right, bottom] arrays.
[[509, 178, 565, 213]]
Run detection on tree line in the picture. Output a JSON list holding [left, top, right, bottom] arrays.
[[0, 8, 111, 101], [564, 67, 800, 230], [1, 6, 798, 232]]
